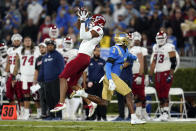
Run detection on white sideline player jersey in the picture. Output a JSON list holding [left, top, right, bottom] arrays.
[[17, 46, 40, 82], [152, 43, 176, 72], [0, 56, 7, 76], [7, 46, 22, 74], [57, 48, 78, 63], [55, 38, 64, 49], [78, 26, 103, 56], [129, 46, 148, 74]]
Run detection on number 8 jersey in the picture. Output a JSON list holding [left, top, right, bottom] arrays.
[[17, 47, 40, 82], [152, 43, 175, 72]]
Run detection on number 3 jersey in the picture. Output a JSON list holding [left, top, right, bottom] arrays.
[[7, 46, 23, 74], [17, 47, 40, 82], [152, 43, 175, 72]]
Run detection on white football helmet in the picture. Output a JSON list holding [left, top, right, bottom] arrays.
[[49, 26, 59, 38], [156, 31, 167, 46], [133, 31, 142, 42], [63, 37, 74, 50], [11, 33, 23, 42]]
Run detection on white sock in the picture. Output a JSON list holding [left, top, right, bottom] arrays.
[[37, 108, 41, 114], [160, 108, 164, 114], [135, 107, 142, 117], [20, 106, 24, 112], [142, 108, 148, 114], [24, 108, 29, 115], [163, 107, 169, 114], [131, 113, 137, 119]]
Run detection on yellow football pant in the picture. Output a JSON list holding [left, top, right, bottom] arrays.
[[102, 73, 132, 101]]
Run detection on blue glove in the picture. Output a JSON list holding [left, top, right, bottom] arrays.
[[149, 76, 153, 84], [166, 74, 173, 83]]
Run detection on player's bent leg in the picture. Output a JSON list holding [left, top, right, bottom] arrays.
[[74, 89, 108, 106], [125, 93, 146, 124]]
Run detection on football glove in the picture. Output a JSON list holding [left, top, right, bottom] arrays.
[[108, 79, 116, 91], [166, 74, 173, 83], [77, 8, 88, 22], [135, 76, 142, 85]]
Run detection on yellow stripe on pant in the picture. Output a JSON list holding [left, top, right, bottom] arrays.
[[102, 73, 132, 101]]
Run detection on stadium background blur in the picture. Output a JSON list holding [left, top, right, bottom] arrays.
[[0, 0, 196, 56]]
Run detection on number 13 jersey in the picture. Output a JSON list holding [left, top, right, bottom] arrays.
[[152, 43, 175, 72], [17, 47, 40, 82]]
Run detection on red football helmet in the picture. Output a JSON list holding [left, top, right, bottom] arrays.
[[156, 31, 167, 46], [63, 37, 74, 50], [89, 14, 106, 28], [49, 26, 59, 38]]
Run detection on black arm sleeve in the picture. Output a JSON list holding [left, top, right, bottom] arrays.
[[170, 56, 177, 70]]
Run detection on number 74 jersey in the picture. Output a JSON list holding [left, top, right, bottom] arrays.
[[152, 43, 177, 72], [17, 47, 40, 82]]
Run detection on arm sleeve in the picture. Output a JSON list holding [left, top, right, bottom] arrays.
[[38, 57, 44, 82], [105, 46, 118, 80], [80, 23, 92, 40]]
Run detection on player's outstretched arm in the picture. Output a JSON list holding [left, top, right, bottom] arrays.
[[80, 22, 99, 40]]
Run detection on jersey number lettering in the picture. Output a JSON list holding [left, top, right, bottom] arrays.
[[9, 56, 16, 65], [154, 54, 164, 63], [22, 56, 34, 66]]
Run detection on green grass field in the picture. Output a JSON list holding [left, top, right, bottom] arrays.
[[0, 121, 196, 131]]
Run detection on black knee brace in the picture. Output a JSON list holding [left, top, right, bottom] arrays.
[[23, 97, 31, 101], [134, 95, 142, 104], [142, 100, 146, 108], [159, 98, 169, 105]]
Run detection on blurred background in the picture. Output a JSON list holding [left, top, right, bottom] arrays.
[[1, 0, 196, 56]]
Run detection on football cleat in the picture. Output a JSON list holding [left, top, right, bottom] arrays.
[[50, 102, 66, 112], [73, 89, 88, 98], [153, 112, 169, 122], [88, 102, 97, 117], [36, 108, 42, 119], [141, 109, 151, 121], [131, 114, 146, 125]]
